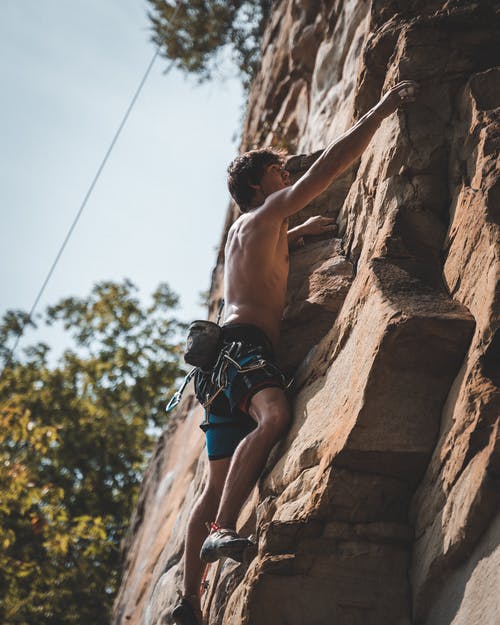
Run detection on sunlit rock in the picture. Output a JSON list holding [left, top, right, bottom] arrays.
[[113, 2, 500, 624]]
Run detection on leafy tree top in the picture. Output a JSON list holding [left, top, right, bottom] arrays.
[[147, 0, 272, 87], [0, 280, 184, 625]]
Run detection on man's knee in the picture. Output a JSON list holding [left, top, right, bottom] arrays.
[[254, 402, 291, 438]]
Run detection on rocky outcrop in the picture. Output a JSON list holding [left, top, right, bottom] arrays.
[[113, 1, 500, 624]]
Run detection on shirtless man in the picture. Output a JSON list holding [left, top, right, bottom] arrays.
[[172, 80, 418, 625]]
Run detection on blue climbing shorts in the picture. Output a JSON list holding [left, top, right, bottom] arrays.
[[194, 323, 287, 461]]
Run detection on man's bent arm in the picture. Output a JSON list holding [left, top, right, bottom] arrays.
[[287, 226, 305, 247], [287, 216, 337, 247], [266, 81, 419, 220]]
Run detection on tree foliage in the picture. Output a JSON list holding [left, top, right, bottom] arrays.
[[0, 280, 185, 625], [147, 0, 272, 86]]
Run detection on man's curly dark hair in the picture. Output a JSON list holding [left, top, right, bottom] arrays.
[[227, 148, 286, 212]]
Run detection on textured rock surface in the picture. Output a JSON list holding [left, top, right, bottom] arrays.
[[113, 1, 500, 624]]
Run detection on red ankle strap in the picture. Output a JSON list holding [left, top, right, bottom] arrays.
[[209, 521, 221, 533]]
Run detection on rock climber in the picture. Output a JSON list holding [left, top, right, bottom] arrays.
[[172, 79, 419, 625]]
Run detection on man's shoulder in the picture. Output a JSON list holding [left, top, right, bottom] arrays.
[[238, 208, 286, 233], [229, 212, 249, 234], [230, 210, 265, 230], [226, 213, 252, 246], [227, 211, 284, 248]]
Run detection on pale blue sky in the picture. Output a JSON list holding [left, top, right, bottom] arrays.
[[0, 0, 243, 359]]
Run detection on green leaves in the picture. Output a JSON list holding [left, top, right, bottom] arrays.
[[148, 0, 272, 87], [0, 280, 184, 624]]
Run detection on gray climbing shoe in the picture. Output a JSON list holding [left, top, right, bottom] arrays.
[[200, 525, 256, 563], [172, 594, 202, 625]]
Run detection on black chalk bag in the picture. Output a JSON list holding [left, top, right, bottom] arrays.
[[184, 320, 222, 370]]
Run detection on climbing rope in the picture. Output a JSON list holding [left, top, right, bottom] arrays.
[[2, 3, 181, 377]]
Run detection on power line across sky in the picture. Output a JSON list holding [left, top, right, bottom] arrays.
[[0, 0, 243, 362]]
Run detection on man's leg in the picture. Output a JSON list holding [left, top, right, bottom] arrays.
[[181, 457, 231, 616], [214, 386, 291, 530]]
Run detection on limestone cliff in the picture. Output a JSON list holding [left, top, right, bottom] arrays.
[[113, 2, 500, 624]]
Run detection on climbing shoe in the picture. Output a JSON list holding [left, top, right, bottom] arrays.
[[171, 594, 202, 625], [200, 523, 256, 563]]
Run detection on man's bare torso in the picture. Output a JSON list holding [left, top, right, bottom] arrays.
[[224, 210, 289, 348]]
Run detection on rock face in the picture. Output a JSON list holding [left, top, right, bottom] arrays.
[[113, 2, 500, 624]]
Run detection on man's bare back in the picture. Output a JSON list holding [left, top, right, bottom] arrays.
[[224, 210, 289, 348]]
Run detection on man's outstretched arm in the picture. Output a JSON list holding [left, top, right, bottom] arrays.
[[268, 81, 419, 220]]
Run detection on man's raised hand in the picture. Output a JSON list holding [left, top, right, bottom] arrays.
[[377, 80, 419, 118]]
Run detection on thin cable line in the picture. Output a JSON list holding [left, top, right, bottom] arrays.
[[2, 33, 177, 373]]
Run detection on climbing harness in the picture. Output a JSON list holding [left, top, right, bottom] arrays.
[[166, 300, 292, 414], [198, 341, 288, 410]]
